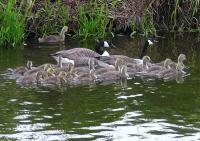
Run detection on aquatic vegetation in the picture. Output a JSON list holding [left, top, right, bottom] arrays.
[[0, 0, 25, 47], [140, 12, 156, 36], [76, 0, 109, 39], [152, 0, 200, 31], [37, 0, 69, 37]]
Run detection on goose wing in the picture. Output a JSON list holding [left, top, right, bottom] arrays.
[[51, 48, 101, 59], [70, 57, 113, 68], [39, 35, 62, 43]]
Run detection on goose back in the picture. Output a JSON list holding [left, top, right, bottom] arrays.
[[52, 48, 101, 60]]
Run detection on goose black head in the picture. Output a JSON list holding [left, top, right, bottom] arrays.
[[95, 39, 111, 56], [139, 36, 157, 59]]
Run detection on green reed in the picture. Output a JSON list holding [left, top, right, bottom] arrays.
[[0, 0, 25, 47], [139, 12, 156, 36], [38, 0, 69, 37], [76, 0, 109, 39]]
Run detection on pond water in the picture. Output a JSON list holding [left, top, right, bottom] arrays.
[[0, 33, 200, 140]]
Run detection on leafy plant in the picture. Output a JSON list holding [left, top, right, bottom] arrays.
[[0, 0, 25, 47], [38, 0, 69, 37], [140, 11, 156, 36], [76, 0, 109, 39]]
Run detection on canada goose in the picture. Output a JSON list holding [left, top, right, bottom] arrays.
[[38, 26, 68, 44], [95, 32, 116, 49], [95, 39, 113, 56], [99, 37, 156, 65], [95, 58, 124, 75], [145, 58, 172, 73], [156, 61, 186, 79], [76, 69, 97, 82], [16, 70, 43, 86], [73, 58, 95, 76], [52, 51, 113, 68], [95, 39, 110, 48], [42, 71, 67, 86], [140, 59, 173, 78], [68, 69, 97, 86], [176, 54, 186, 68], [14, 61, 32, 75], [50, 48, 100, 64], [24, 63, 53, 76], [139, 36, 157, 59], [155, 54, 186, 68], [97, 65, 129, 82]]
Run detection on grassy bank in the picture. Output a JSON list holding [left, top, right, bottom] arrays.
[[0, 0, 199, 47], [0, 0, 24, 47]]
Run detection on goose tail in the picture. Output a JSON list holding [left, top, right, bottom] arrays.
[[49, 53, 57, 57]]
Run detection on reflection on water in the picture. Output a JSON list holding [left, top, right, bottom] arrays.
[[0, 33, 200, 140]]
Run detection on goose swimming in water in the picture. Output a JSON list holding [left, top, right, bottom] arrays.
[[16, 70, 46, 86], [95, 58, 124, 75], [42, 71, 67, 86], [140, 58, 173, 78], [156, 61, 186, 79], [14, 61, 33, 76], [97, 64, 129, 82], [95, 32, 116, 49], [139, 36, 157, 59], [174, 54, 186, 69], [38, 26, 68, 44], [51, 49, 114, 68], [99, 37, 156, 65]]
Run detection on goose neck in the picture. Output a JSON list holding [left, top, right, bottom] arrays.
[[59, 26, 68, 41]]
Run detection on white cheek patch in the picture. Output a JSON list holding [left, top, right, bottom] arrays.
[[102, 51, 110, 56], [104, 41, 110, 48], [148, 39, 153, 45]]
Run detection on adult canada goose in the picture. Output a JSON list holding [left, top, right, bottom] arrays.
[[100, 37, 156, 65], [52, 51, 113, 68], [38, 26, 68, 44], [139, 36, 158, 59], [50, 48, 100, 64], [95, 34, 116, 56], [95, 32, 116, 49], [14, 61, 33, 75]]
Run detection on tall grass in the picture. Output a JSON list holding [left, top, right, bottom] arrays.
[[0, 0, 25, 47], [38, 0, 69, 37], [140, 12, 156, 36], [76, 0, 109, 39]]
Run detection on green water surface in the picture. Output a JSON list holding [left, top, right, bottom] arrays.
[[0, 33, 199, 140]]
